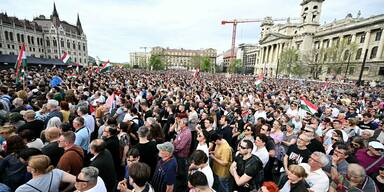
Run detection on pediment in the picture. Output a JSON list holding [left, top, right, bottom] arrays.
[[260, 33, 292, 44]]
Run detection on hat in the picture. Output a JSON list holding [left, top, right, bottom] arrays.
[[20, 110, 36, 118], [156, 142, 174, 154], [369, 141, 384, 150]]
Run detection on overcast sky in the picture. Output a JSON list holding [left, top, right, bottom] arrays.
[[2, 0, 383, 62]]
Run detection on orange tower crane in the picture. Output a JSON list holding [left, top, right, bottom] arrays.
[[221, 17, 297, 62]]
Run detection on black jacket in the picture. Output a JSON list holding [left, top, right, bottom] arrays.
[[90, 150, 117, 192]]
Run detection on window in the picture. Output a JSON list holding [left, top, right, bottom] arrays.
[[4, 31, 8, 41], [11, 45, 14, 49], [363, 67, 369, 75], [78, 42, 80, 50], [21, 34, 24, 42], [67, 41, 70, 48], [304, 7, 308, 11], [349, 67, 355, 75], [80, 58, 82, 63], [355, 48, 362, 60], [46, 39, 50, 47], [17, 34, 20, 42], [0, 43, 1, 48], [7, 44, 10, 49], [60, 39, 64, 48], [83, 44, 86, 51], [324, 53, 328, 61], [360, 33, 365, 43], [31, 37, 34, 45], [9, 32, 13, 41], [376, 30, 382, 41], [73, 41, 76, 49], [379, 67, 384, 76], [53, 39, 57, 47], [344, 50, 350, 61], [370, 46, 378, 59], [313, 5, 318, 9], [27, 36, 31, 44], [312, 15, 317, 21]]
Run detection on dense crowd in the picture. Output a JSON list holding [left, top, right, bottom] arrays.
[[0, 67, 383, 192]]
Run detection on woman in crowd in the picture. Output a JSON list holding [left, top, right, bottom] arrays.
[[280, 164, 308, 192]]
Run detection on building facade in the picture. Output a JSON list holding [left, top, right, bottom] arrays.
[[129, 52, 150, 68], [0, 3, 88, 66], [151, 47, 216, 69], [256, 0, 384, 81], [239, 43, 260, 74]]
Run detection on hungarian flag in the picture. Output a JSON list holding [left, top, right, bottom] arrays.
[[300, 96, 318, 114], [61, 52, 72, 65], [67, 74, 77, 79], [99, 60, 111, 73], [255, 73, 264, 87], [194, 68, 200, 78], [15, 44, 27, 83]]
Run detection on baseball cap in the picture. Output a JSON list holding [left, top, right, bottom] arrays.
[[369, 141, 384, 150], [156, 142, 174, 154]]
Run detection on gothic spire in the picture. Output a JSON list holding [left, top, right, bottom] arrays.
[[76, 13, 83, 34], [52, 2, 59, 18]]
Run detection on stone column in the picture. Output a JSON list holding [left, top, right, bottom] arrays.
[[376, 29, 384, 59]]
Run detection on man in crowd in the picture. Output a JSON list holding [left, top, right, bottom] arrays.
[[300, 152, 330, 192], [75, 166, 107, 192], [210, 133, 232, 192], [57, 131, 84, 176], [73, 117, 90, 153], [151, 142, 177, 192]]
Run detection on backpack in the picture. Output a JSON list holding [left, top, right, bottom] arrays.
[[133, 117, 144, 127]]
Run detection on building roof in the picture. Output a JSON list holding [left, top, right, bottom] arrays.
[[0, 13, 43, 32], [0, 55, 65, 65]]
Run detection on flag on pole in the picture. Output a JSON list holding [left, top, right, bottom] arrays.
[[67, 74, 77, 79], [194, 68, 200, 79], [15, 44, 27, 83], [99, 60, 111, 73], [255, 73, 264, 87], [300, 96, 318, 114], [60, 51, 72, 65]]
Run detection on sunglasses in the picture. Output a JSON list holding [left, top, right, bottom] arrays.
[[239, 145, 248, 150], [197, 134, 203, 137], [304, 129, 313, 133], [331, 137, 339, 141], [351, 143, 360, 148], [246, 128, 252, 131], [374, 148, 384, 152], [76, 177, 89, 183]]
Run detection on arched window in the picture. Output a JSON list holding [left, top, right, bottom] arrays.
[[355, 48, 362, 60], [343, 50, 350, 61], [304, 7, 309, 11], [46, 37, 50, 47], [313, 5, 318, 9], [370, 46, 378, 59]]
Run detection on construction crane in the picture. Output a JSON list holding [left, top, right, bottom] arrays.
[[221, 17, 298, 62]]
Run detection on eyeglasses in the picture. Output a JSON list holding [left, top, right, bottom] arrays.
[[304, 129, 313, 133], [351, 143, 360, 148], [239, 145, 248, 150], [197, 134, 203, 138], [76, 177, 89, 183], [310, 156, 321, 164], [331, 137, 339, 141], [298, 137, 308, 142], [246, 128, 252, 131]]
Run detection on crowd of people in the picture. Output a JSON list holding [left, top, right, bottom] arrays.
[[0, 66, 383, 192]]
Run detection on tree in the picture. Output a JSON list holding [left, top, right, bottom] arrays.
[[149, 55, 165, 70], [279, 48, 301, 77], [228, 59, 242, 74], [201, 56, 212, 72], [326, 39, 358, 76], [302, 47, 327, 79]]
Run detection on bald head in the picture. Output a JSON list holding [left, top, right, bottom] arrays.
[[45, 127, 61, 141]]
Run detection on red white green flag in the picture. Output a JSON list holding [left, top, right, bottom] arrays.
[[15, 44, 27, 83], [255, 73, 264, 87], [99, 60, 111, 73], [61, 52, 72, 65], [300, 96, 318, 114]]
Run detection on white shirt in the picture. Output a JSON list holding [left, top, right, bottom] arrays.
[[83, 176, 107, 192], [196, 143, 209, 158], [254, 111, 267, 122], [300, 163, 329, 192], [198, 166, 214, 188], [27, 138, 44, 150], [252, 146, 269, 167], [82, 114, 95, 133]]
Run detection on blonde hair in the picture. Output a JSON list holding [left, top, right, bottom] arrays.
[[44, 127, 61, 141], [289, 164, 307, 178], [28, 155, 54, 174]]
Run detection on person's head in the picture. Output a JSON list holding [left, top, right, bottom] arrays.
[[19, 129, 36, 143], [75, 166, 99, 191], [102, 125, 118, 138], [255, 134, 268, 148], [12, 97, 23, 107], [197, 129, 209, 145], [350, 136, 365, 151], [126, 148, 140, 167], [188, 171, 210, 191], [73, 116, 85, 130], [128, 162, 151, 188], [46, 99, 59, 111], [379, 165, 384, 178], [89, 139, 106, 155], [149, 123, 165, 141], [191, 150, 208, 167], [260, 181, 279, 192], [238, 139, 253, 156], [302, 126, 315, 138], [220, 116, 229, 125], [332, 120, 342, 129], [6, 135, 26, 155], [27, 155, 54, 175], [20, 110, 35, 121], [287, 165, 307, 184], [308, 151, 329, 170], [296, 133, 310, 148], [243, 124, 254, 136], [45, 127, 61, 142], [179, 118, 188, 128], [47, 117, 62, 128], [368, 141, 384, 156], [210, 133, 224, 145], [361, 129, 373, 140], [77, 106, 88, 116], [58, 131, 76, 149], [118, 122, 129, 133], [60, 100, 70, 111], [260, 124, 270, 135], [333, 143, 349, 161], [156, 141, 174, 160], [203, 117, 213, 128], [18, 148, 42, 164], [347, 164, 367, 186], [137, 126, 150, 139]]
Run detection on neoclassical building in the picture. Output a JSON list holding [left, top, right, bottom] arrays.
[[255, 0, 384, 80], [0, 3, 88, 65], [151, 47, 216, 69], [130, 52, 150, 68]]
